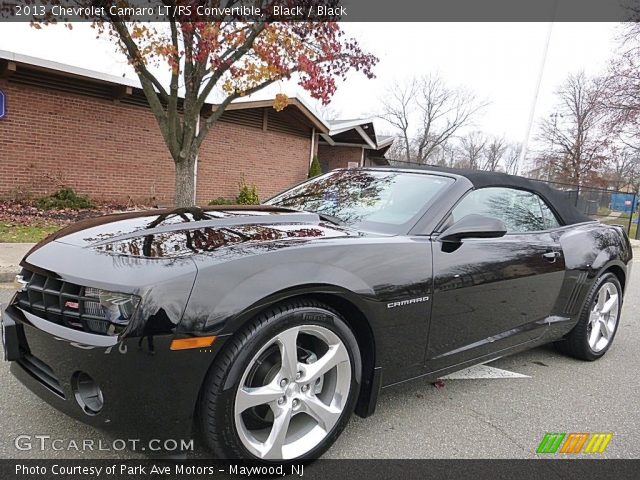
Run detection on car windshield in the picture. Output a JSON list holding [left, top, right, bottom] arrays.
[[266, 169, 453, 233]]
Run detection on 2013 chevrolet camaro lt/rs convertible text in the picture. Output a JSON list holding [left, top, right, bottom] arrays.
[[1, 167, 632, 461]]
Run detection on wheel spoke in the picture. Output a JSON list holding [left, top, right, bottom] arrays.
[[302, 343, 349, 382], [261, 407, 293, 459], [596, 288, 607, 311], [235, 382, 283, 415], [589, 323, 600, 347], [302, 395, 341, 432], [277, 327, 300, 379], [599, 319, 612, 340], [602, 295, 618, 315]]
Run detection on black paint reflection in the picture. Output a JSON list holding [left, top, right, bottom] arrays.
[[428, 231, 566, 368], [85, 206, 348, 258], [136, 308, 174, 354], [96, 224, 338, 258]]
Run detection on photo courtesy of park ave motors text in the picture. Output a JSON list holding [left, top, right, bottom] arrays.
[[0, 0, 639, 477]]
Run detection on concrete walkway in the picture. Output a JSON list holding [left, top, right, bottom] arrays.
[[0, 243, 33, 282]]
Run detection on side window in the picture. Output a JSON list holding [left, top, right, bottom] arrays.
[[449, 187, 557, 233], [539, 198, 561, 229]]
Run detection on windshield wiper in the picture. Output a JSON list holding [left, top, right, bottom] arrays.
[[278, 207, 346, 226], [316, 213, 346, 226]]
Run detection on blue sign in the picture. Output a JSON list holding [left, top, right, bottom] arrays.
[[0, 89, 5, 119]]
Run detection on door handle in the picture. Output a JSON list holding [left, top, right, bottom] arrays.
[[542, 251, 561, 262]]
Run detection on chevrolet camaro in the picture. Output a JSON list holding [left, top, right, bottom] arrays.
[[1, 167, 632, 461]]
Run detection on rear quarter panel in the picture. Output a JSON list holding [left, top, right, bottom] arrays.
[[549, 222, 632, 338]]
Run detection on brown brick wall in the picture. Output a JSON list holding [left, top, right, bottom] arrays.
[[196, 121, 310, 204], [0, 80, 312, 205], [317, 144, 363, 172]]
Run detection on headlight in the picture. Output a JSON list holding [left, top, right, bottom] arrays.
[[84, 288, 140, 333]]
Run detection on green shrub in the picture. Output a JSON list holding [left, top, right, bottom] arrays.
[[236, 176, 260, 205], [35, 187, 95, 210], [208, 197, 235, 206], [308, 155, 322, 178], [207, 177, 260, 206]]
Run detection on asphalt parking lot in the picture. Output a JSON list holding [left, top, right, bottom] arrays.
[[0, 260, 638, 459]]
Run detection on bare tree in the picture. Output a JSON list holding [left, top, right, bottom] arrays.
[[537, 72, 610, 186], [413, 75, 486, 163], [504, 143, 523, 175], [431, 140, 457, 167], [380, 74, 485, 163], [483, 136, 507, 171], [457, 131, 488, 170], [605, 24, 640, 122], [380, 79, 417, 162], [605, 147, 640, 191], [315, 102, 342, 123]]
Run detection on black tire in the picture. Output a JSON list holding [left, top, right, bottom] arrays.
[[199, 299, 361, 461], [556, 272, 623, 361]]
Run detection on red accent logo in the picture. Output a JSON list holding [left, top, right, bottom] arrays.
[[64, 301, 79, 309]]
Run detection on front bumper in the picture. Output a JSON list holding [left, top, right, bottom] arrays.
[[2, 303, 222, 448]]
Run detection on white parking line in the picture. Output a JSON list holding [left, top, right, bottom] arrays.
[[440, 364, 530, 380]]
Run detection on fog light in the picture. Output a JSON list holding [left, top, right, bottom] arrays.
[[71, 371, 104, 415]]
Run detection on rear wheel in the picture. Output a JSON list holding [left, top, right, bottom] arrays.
[[199, 300, 361, 461], [557, 272, 622, 361]]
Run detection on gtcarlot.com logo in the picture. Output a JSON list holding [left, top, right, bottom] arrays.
[[536, 432, 613, 454], [14, 435, 194, 452]]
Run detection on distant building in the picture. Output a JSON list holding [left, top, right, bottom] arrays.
[[317, 118, 392, 172]]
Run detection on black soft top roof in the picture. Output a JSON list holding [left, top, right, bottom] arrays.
[[386, 165, 593, 226]]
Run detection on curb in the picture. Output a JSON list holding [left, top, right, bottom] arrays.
[[0, 271, 18, 283]]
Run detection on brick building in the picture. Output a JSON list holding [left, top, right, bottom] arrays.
[[0, 50, 391, 205]]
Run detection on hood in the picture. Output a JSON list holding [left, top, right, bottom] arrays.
[[36, 206, 355, 259]]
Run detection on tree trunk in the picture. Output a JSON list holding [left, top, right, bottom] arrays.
[[174, 152, 197, 207]]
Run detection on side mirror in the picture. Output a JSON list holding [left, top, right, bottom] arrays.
[[439, 214, 507, 242]]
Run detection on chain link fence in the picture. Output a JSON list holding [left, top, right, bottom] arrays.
[[535, 180, 638, 238]]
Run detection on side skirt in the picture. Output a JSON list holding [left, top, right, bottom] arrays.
[[382, 335, 550, 389]]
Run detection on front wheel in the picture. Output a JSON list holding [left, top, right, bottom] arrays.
[[557, 272, 623, 361], [199, 300, 361, 461]]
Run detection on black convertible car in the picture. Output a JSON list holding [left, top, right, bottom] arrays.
[[1, 167, 632, 461]]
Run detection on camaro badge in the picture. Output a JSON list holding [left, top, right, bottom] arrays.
[[387, 296, 430, 309]]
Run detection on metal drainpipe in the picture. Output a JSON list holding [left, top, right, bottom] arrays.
[[193, 115, 200, 205], [633, 193, 639, 240], [309, 127, 316, 165]]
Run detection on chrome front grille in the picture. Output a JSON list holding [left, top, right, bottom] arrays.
[[13, 269, 122, 336]]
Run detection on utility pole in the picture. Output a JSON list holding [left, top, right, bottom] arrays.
[[519, 3, 558, 174], [547, 112, 560, 181]]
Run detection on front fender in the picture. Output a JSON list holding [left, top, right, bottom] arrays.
[[185, 260, 375, 335]]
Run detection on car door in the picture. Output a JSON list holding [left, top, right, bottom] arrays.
[[425, 187, 566, 371]]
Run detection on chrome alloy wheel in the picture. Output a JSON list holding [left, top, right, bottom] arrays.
[[234, 325, 351, 460], [587, 281, 620, 353]]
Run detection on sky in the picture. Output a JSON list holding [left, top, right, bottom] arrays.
[[0, 22, 622, 146]]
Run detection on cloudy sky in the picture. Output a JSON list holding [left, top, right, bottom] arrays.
[[0, 22, 622, 146]]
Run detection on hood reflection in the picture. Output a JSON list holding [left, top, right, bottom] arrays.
[[95, 223, 345, 258]]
